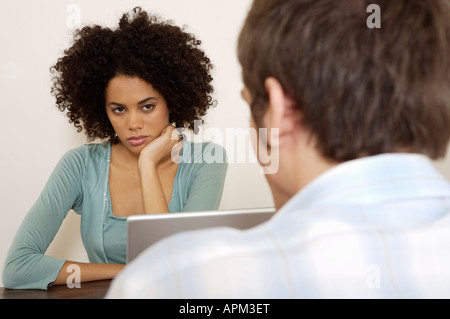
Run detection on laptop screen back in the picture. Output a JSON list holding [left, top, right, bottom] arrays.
[[126, 207, 275, 263]]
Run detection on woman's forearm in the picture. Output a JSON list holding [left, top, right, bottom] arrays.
[[139, 161, 170, 214], [51, 261, 125, 286]]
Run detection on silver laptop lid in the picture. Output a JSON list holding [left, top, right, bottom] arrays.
[[126, 207, 275, 263]]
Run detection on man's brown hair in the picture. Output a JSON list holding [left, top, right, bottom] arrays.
[[238, 0, 450, 161]]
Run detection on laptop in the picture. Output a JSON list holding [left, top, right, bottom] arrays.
[[126, 207, 276, 263]]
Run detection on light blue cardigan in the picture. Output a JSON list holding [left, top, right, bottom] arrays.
[[3, 140, 227, 290]]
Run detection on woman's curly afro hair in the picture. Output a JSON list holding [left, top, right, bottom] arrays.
[[50, 7, 215, 143]]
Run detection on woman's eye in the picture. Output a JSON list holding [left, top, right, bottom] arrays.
[[142, 104, 155, 111], [113, 107, 126, 114]]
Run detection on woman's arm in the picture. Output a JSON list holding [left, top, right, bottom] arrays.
[[139, 125, 182, 215], [51, 261, 125, 286], [3, 148, 85, 289], [181, 142, 228, 212], [137, 127, 228, 214], [139, 161, 170, 214]]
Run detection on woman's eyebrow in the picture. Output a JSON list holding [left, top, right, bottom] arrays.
[[137, 97, 158, 104], [107, 102, 125, 108], [107, 97, 157, 108]]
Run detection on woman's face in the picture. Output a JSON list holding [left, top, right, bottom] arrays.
[[105, 75, 170, 156]]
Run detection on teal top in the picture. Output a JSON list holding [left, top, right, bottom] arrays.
[[3, 140, 227, 290]]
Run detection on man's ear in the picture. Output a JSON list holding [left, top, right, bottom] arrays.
[[263, 77, 298, 147]]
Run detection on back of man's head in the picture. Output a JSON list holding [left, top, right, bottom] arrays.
[[238, 0, 450, 161]]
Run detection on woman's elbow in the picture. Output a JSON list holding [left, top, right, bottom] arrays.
[[2, 252, 47, 289], [2, 262, 22, 289]]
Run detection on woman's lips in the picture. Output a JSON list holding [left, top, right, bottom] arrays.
[[127, 135, 149, 147]]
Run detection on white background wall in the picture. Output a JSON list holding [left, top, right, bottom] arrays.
[[1, 0, 449, 288]]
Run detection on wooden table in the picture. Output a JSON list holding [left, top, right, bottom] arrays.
[[0, 280, 111, 299]]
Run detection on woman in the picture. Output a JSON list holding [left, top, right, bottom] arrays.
[[3, 7, 227, 290]]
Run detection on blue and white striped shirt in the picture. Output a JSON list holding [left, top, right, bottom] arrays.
[[107, 153, 450, 298]]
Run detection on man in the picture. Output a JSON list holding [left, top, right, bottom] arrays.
[[106, 0, 450, 298]]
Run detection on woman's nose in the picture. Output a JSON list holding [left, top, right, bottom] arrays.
[[127, 111, 143, 130]]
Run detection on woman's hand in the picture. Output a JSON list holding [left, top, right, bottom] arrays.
[[138, 125, 183, 215], [138, 125, 183, 169], [51, 261, 125, 286]]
